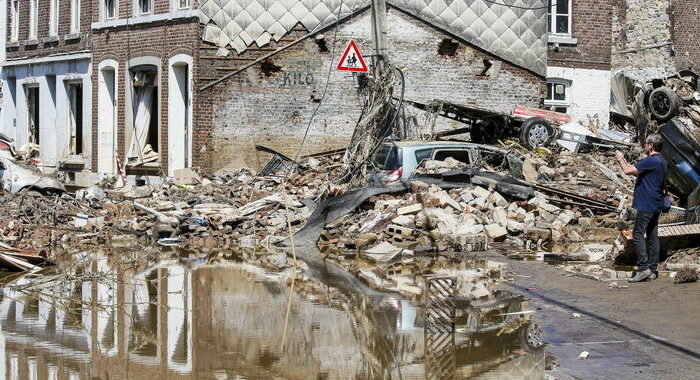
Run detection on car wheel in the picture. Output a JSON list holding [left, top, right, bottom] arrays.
[[519, 322, 545, 353], [519, 118, 553, 150], [648, 86, 680, 122]]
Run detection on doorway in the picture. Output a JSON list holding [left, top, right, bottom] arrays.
[[168, 62, 190, 175], [26, 85, 39, 144], [67, 82, 83, 155], [98, 65, 117, 173]]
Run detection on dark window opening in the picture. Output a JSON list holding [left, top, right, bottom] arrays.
[[148, 90, 158, 152], [261, 59, 282, 77], [480, 59, 493, 76], [68, 83, 83, 155], [415, 148, 434, 165], [315, 36, 329, 53], [372, 145, 403, 170], [438, 38, 459, 56], [27, 86, 39, 144]]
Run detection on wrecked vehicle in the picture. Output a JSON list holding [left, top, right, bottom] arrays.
[[406, 100, 570, 149], [659, 119, 700, 201], [643, 71, 698, 122], [371, 141, 524, 183], [0, 154, 65, 195]]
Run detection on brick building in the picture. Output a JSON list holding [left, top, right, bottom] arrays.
[[196, 0, 548, 172], [545, 0, 613, 126], [90, 0, 200, 177], [0, 0, 92, 177]]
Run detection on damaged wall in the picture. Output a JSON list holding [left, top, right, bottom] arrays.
[[668, 0, 700, 73], [612, 0, 678, 81], [200, 8, 544, 172]]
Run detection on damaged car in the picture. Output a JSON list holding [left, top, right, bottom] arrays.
[[371, 140, 524, 184], [0, 153, 65, 195]]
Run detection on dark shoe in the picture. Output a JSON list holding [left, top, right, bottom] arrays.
[[629, 269, 652, 283], [649, 271, 659, 280]]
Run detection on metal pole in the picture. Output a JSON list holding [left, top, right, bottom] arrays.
[[370, 0, 388, 70]]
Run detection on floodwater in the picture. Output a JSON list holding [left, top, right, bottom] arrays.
[[0, 251, 544, 379]]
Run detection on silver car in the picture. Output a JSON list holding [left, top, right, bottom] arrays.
[[371, 141, 524, 183], [0, 153, 65, 194]]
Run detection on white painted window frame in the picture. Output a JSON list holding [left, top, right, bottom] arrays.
[[49, 0, 60, 37], [544, 78, 571, 112], [10, 0, 19, 42], [173, 0, 190, 10], [547, 0, 572, 37], [71, 0, 81, 34], [103, 0, 118, 21], [29, 0, 38, 40], [97, 60, 120, 174], [167, 54, 194, 175]]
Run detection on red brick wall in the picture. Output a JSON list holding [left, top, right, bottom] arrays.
[[668, 0, 700, 72], [90, 17, 202, 174], [5, 0, 92, 59], [548, 0, 612, 70]]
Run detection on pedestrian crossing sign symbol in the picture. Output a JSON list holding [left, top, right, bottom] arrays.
[[336, 40, 368, 72]]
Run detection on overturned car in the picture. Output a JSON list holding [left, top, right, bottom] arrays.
[[0, 153, 65, 195]]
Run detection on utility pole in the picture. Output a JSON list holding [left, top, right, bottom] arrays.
[[370, 0, 388, 71]]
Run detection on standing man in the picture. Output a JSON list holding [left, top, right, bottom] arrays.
[[616, 133, 668, 282]]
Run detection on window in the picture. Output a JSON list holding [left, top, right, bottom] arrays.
[[29, 0, 38, 40], [544, 79, 570, 114], [71, 0, 81, 34], [105, 0, 117, 19], [10, 0, 19, 42], [49, 0, 59, 36], [139, 0, 152, 15], [547, 0, 571, 35], [176, 0, 190, 9], [433, 149, 470, 164]]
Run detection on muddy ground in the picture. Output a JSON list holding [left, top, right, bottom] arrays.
[[489, 252, 700, 379]]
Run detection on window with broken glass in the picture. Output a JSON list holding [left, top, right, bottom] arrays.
[[544, 80, 569, 114], [547, 0, 571, 36]]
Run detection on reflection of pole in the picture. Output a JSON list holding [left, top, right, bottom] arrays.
[[370, 0, 388, 71]]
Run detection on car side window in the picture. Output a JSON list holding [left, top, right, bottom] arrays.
[[414, 148, 434, 165], [432, 149, 470, 164]]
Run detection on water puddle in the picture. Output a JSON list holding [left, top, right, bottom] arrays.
[[0, 252, 544, 379]]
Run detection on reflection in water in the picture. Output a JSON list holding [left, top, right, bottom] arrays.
[[0, 254, 544, 379]]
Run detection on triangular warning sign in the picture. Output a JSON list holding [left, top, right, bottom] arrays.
[[336, 40, 368, 72]]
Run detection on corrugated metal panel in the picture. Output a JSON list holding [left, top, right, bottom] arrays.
[[199, 0, 547, 75]]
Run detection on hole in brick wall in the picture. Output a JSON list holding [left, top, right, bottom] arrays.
[[438, 38, 459, 57], [260, 59, 282, 77], [315, 35, 329, 53], [480, 59, 493, 77]]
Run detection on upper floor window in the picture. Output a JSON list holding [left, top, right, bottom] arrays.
[[29, 0, 38, 40], [105, 0, 117, 20], [547, 0, 571, 36], [49, 0, 60, 36], [10, 0, 19, 42], [176, 0, 190, 9], [71, 0, 81, 34], [139, 0, 153, 15], [544, 79, 570, 114]]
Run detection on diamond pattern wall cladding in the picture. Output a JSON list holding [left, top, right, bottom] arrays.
[[199, 0, 547, 75]]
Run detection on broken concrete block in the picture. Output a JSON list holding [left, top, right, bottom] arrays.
[[492, 207, 508, 226], [471, 186, 490, 198], [355, 233, 378, 249], [506, 220, 525, 234], [459, 190, 474, 203], [391, 215, 415, 228], [484, 224, 508, 241], [173, 168, 200, 185], [386, 224, 414, 237], [424, 207, 459, 235], [488, 191, 508, 207], [526, 227, 551, 242], [538, 202, 561, 213], [397, 203, 422, 215]]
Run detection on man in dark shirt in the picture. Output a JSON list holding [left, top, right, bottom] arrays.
[[616, 133, 668, 282]]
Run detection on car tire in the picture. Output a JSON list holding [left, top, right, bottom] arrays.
[[649, 86, 680, 122], [519, 322, 545, 353], [519, 118, 554, 150]]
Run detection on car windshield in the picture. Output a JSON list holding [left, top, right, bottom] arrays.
[[372, 144, 403, 170]]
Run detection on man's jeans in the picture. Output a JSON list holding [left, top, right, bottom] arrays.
[[633, 210, 661, 271]]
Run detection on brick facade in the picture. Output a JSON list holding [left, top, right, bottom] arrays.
[[548, 0, 612, 70], [196, 8, 545, 172], [668, 0, 700, 73], [5, 0, 91, 59], [90, 1, 201, 175]]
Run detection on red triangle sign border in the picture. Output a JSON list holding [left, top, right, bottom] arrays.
[[336, 40, 368, 72]]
